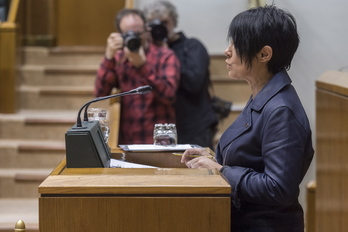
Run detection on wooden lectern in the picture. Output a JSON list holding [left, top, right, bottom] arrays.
[[38, 148, 231, 232]]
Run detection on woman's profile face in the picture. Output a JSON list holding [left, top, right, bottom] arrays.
[[224, 42, 250, 81]]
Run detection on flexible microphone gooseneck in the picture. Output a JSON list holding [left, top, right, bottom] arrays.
[[75, 85, 153, 127]]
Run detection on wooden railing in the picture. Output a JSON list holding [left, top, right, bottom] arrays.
[[0, 0, 20, 113], [7, 0, 20, 23]]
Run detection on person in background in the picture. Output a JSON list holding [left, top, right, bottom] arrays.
[[143, 1, 218, 149], [94, 8, 180, 144], [181, 5, 314, 232], [0, 0, 9, 22]]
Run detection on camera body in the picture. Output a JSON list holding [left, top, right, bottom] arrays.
[[122, 31, 141, 52], [148, 19, 168, 42]]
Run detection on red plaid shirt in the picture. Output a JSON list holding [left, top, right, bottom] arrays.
[[95, 44, 180, 144]]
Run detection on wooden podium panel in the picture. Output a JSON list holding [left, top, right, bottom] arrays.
[[39, 197, 228, 232], [316, 70, 348, 232], [39, 153, 231, 232]]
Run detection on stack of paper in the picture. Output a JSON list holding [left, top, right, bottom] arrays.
[[110, 159, 157, 168], [119, 144, 202, 152]]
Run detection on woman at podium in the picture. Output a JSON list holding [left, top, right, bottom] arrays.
[[181, 5, 314, 232]]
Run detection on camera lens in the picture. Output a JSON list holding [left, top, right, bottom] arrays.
[[122, 31, 141, 52], [125, 37, 141, 52], [149, 19, 168, 42]]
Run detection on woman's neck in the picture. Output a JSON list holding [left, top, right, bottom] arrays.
[[249, 70, 273, 99]]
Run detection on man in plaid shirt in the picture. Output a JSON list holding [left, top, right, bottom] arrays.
[[94, 8, 180, 145]]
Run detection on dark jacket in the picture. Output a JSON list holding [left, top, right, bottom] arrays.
[[217, 69, 314, 232], [169, 32, 217, 147]]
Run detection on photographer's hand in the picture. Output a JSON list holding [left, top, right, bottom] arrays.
[[105, 33, 123, 60]]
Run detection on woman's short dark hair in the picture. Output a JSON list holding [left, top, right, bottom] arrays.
[[227, 5, 299, 74], [115, 8, 146, 33]]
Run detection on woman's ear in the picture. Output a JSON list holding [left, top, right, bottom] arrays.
[[259, 45, 272, 62]]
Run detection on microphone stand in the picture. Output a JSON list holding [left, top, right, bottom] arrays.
[[74, 85, 153, 127], [66, 85, 152, 168]]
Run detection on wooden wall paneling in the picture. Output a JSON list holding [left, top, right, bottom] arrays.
[[56, 0, 125, 46], [17, 0, 56, 46], [315, 71, 348, 232]]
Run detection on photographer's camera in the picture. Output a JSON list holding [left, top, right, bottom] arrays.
[[148, 19, 168, 42], [122, 31, 141, 52]]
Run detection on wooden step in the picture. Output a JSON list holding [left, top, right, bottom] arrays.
[[18, 85, 110, 110], [210, 55, 251, 104], [18, 74, 249, 111], [0, 110, 75, 140], [49, 45, 105, 54], [0, 198, 39, 232], [211, 76, 251, 104], [0, 168, 51, 198], [0, 107, 113, 140], [0, 139, 65, 168], [20, 64, 98, 87], [23, 46, 104, 66], [18, 85, 94, 110], [210, 55, 228, 76]]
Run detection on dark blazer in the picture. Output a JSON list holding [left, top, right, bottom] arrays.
[[217, 69, 314, 231]]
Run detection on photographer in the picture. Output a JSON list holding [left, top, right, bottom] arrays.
[[94, 8, 180, 145], [144, 1, 218, 149]]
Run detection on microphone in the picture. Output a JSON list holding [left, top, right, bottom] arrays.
[[130, 85, 153, 94], [76, 85, 153, 127], [65, 85, 152, 168]]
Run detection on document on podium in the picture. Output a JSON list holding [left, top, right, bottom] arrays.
[[119, 144, 202, 152], [110, 159, 157, 168]]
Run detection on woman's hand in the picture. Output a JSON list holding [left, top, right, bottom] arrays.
[[181, 148, 222, 170]]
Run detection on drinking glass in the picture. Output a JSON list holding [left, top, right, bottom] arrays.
[[153, 123, 177, 146], [87, 108, 110, 143]]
